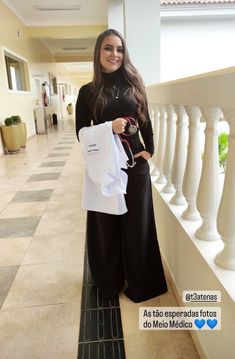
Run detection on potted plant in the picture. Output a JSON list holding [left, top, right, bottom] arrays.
[[67, 103, 73, 115], [1, 116, 21, 153], [11, 115, 27, 148]]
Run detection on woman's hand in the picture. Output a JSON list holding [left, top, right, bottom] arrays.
[[134, 150, 151, 160], [112, 118, 127, 134]]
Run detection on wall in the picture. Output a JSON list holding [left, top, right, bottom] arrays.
[[0, 0, 79, 156], [124, 0, 161, 85], [161, 16, 235, 82]]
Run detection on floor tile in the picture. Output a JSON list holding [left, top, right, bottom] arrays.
[[0, 237, 32, 266], [0, 266, 19, 308], [48, 153, 70, 157], [124, 331, 178, 359], [0, 202, 47, 218], [0, 177, 29, 191], [27, 172, 61, 181], [119, 293, 178, 359], [0, 303, 80, 359], [11, 189, 54, 202], [39, 161, 66, 167], [46, 197, 83, 214], [50, 188, 82, 199], [2, 261, 83, 308], [35, 212, 86, 236], [56, 177, 84, 190], [23, 232, 85, 264], [22, 180, 58, 190], [0, 217, 41, 238], [30, 167, 63, 174], [159, 291, 179, 307], [171, 330, 200, 359], [0, 190, 17, 213], [58, 141, 75, 144], [54, 146, 73, 150]]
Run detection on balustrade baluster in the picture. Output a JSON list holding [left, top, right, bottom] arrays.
[[162, 105, 177, 193], [170, 105, 188, 205], [195, 108, 222, 241], [155, 104, 167, 184], [151, 104, 160, 177], [215, 109, 235, 270], [182, 106, 202, 221]]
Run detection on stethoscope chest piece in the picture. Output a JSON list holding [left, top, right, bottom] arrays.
[[128, 124, 138, 135]]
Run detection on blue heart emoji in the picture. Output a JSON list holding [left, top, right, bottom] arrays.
[[207, 319, 217, 329], [194, 319, 205, 329]]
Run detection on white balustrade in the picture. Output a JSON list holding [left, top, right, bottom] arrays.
[[162, 105, 177, 193], [146, 68, 235, 274], [182, 106, 202, 221], [195, 108, 222, 241], [215, 109, 235, 270], [151, 104, 160, 177], [155, 104, 167, 184], [170, 105, 188, 205]]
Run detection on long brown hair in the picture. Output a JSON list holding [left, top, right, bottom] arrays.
[[91, 29, 148, 125]]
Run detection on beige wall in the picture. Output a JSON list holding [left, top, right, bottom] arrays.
[[0, 0, 81, 156]]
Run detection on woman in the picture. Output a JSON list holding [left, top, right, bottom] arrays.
[[76, 29, 167, 303]]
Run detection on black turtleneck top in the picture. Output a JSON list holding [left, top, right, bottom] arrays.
[[75, 68, 154, 156]]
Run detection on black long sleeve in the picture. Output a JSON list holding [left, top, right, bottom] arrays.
[[139, 111, 154, 156], [75, 84, 92, 140], [75, 73, 154, 156]]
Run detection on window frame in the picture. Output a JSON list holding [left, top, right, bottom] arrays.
[[2, 47, 30, 93]]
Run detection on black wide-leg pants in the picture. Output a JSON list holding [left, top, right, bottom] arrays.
[[86, 157, 167, 302]]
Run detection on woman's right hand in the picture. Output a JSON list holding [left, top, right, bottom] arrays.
[[112, 118, 127, 134]]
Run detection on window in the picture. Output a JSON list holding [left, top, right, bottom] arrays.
[[4, 51, 30, 91]]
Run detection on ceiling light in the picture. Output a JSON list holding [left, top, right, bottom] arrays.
[[35, 5, 81, 11], [62, 47, 87, 51]]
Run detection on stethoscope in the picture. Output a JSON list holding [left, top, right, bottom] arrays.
[[118, 117, 138, 168]]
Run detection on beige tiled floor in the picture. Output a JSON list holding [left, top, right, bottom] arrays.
[[0, 118, 82, 359], [0, 118, 200, 358]]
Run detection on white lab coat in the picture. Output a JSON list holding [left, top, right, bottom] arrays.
[[79, 122, 128, 215]]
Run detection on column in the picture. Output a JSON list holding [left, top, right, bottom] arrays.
[[123, 0, 160, 85], [107, 0, 124, 35], [182, 106, 202, 221], [170, 105, 188, 205], [155, 105, 167, 184], [162, 105, 177, 193], [215, 109, 235, 270], [195, 108, 222, 241]]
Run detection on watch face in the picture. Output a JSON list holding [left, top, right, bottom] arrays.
[[128, 124, 137, 134]]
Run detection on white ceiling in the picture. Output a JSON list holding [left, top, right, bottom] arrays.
[[40, 38, 97, 57], [63, 62, 94, 72], [3, 0, 108, 73], [3, 0, 108, 26]]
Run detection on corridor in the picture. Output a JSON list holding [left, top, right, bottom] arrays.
[[0, 118, 199, 359]]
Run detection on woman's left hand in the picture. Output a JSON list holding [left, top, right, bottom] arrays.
[[134, 151, 151, 160]]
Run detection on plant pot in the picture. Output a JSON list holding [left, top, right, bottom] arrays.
[[67, 104, 73, 115], [19, 122, 27, 148], [1, 125, 21, 153]]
